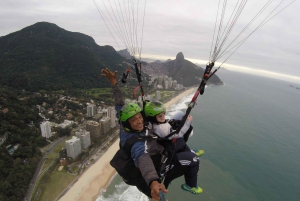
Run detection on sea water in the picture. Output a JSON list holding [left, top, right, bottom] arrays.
[[96, 70, 300, 201]]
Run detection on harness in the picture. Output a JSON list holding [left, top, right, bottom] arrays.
[[110, 124, 193, 187], [110, 135, 165, 186]]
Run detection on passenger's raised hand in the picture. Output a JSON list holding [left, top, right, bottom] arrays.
[[101, 68, 117, 85]]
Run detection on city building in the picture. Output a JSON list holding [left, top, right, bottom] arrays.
[[59, 120, 74, 128], [75, 129, 91, 150], [102, 108, 108, 117], [86, 120, 101, 137], [145, 94, 153, 102], [60, 158, 67, 166], [65, 136, 82, 159], [168, 80, 173, 89], [100, 117, 111, 134], [155, 91, 161, 101], [164, 80, 169, 89], [157, 76, 163, 85], [92, 113, 103, 122], [97, 106, 102, 113], [100, 101, 105, 108], [6, 144, 20, 155], [124, 99, 133, 104], [87, 104, 97, 117], [107, 106, 116, 128], [40, 121, 52, 138], [136, 96, 143, 110], [177, 84, 183, 90]]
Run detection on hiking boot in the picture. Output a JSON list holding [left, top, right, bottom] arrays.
[[181, 184, 203, 194], [194, 149, 204, 157]]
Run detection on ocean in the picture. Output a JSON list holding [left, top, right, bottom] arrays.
[[96, 70, 300, 201]]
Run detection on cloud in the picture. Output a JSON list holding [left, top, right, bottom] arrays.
[[0, 0, 299, 78]]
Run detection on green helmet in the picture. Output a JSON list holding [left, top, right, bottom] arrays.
[[144, 101, 166, 117], [119, 102, 142, 122]]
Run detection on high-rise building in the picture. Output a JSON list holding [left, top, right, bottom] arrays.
[[100, 101, 105, 108], [75, 129, 91, 150], [156, 91, 161, 101], [40, 121, 51, 138], [86, 120, 101, 137], [145, 94, 153, 102], [65, 136, 82, 159], [177, 84, 183, 90], [172, 80, 178, 88], [102, 108, 108, 117], [100, 117, 111, 134], [136, 96, 143, 110], [97, 106, 102, 113], [164, 79, 169, 89], [92, 113, 103, 122], [59, 120, 74, 128], [87, 104, 97, 117], [157, 76, 163, 85], [107, 107, 116, 128]]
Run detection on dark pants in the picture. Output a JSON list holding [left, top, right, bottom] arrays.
[[176, 150, 199, 187], [172, 138, 199, 187], [173, 137, 191, 152], [136, 140, 200, 198]]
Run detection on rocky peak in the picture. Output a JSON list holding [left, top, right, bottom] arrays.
[[174, 52, 184, 70], [116, 49, 131, 59], [176, 52, 184, 61]]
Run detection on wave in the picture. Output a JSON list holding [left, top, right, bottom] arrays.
[[96, 182, 148, 201], [165, 89, 196, 118]]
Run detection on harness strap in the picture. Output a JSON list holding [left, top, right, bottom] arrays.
[[122, 135, 155, 154]]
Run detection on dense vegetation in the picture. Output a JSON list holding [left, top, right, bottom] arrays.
[[0, 22, 127, 91], [0, 87, 48, 201]]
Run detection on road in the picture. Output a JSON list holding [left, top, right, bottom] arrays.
[[23, 136, 66, 201], [24, 127, 119, 201]]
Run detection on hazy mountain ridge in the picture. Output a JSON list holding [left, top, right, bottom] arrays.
[[142, 52, 222, 86]]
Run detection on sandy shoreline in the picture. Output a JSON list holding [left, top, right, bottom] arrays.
[[58, 87, 195, 201]]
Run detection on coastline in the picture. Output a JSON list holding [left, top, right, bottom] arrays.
[[163, 87, 194, 109], [58, 87, 195, 201]]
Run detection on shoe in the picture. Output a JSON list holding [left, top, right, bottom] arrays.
[[181, 184, 203, 194], [194, 149, 204, 157]]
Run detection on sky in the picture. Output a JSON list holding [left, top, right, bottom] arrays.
[[1, 0, 299, 83]]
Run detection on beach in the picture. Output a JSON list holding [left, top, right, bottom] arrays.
[[58, 87, 195, 201]]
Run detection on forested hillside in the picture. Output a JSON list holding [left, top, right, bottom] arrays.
[[0, 22, 126, 91], [0, 87, 47, 201]]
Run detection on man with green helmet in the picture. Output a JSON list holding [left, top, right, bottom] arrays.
[[102, 68, 203, 199], [102, 68, 167, 200], [119, 102, 144, 131]]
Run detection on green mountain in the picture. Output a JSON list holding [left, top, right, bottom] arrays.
[[0, 22, 125, 91]]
